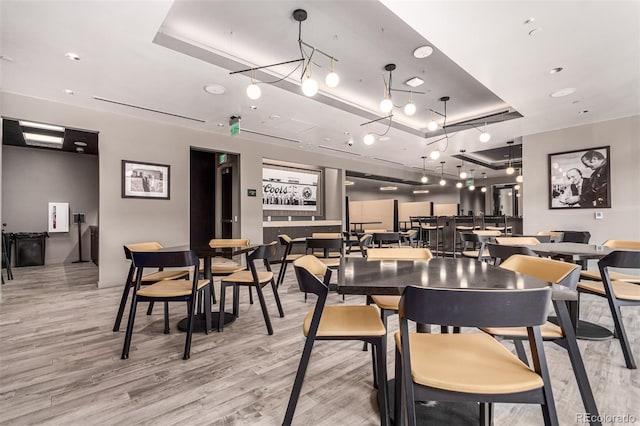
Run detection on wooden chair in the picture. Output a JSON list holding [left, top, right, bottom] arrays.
[[347, 233, 373, 257], [579, 240, 640, 282], [459, 232, 492, 261], [418, 217, 443, 253], [219, 242, 284, 334], [373, 232, 402, 248], [113, 242, 190, 332], [276, 234, 304, 287], [204, 239, 251, 304], [453, 215, 476, 257], [486, 242, 538, 266], [578, 250, 640, 369], [395, 285, 557, 426], [496, 236, 540, 246], [121, 249, 210, 360], [482, 255, 599, 419], [537, 231, 564, 242], [283, 255, 389, 425], [306, 236, 343, 267]]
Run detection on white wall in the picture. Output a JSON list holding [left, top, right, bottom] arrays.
[[1, 92, 425, 287], [523, 115, 640, 243]]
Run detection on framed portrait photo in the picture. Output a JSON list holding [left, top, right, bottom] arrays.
[[548, 146, 610, 209], [122, 160, 170, 200]]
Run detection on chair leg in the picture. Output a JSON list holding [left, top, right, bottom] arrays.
[[374, 339, 390, 426], [283, 335, 316, 425], [479, 402, 493, 426], [218, 283, 227, 332], [277, 261, 288, 287], [204, 286, 212, 335], [514, 339, 529, 364], [121, 293, 138, 359], [113, 283, 132, 332], [270, 279, 285, 318], [363, 295, 373, 352], [233, 285, 240, 317], [163, 302, 170, 334], [183, 298, 195, 360], [146, 301, 154, 315], [255, 284, 274, 335], [248, 286, 254, 305], [394, 346, 403, 426], [607, 299, 636, 369]]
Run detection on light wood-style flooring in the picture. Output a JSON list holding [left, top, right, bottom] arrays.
[[0, 261, 638, 425]]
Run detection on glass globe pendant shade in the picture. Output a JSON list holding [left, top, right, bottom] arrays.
[[363, 133, 375, 145], [439, 179, 446, 186], [506, 166, 515, 175], [459, 171, 467, 179], [430, 150, 441, 160], [516, 174, 523, 183], [456, 182, 463, 188], [246, 83, 261, 100], [325, 72, 339, 88], [404, 102, 416, 116], [427, 120, 438, 131], [380, 98, 393, 113], [469, 185, 475, 191], [301, 76, 318, 97], [479, 131, 491, 143], [481, 187, 487, 193], [421, 175, 428, 183]]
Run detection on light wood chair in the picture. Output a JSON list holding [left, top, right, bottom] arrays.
[[121, 249, 210, 360], [395, 285, 557, 426], [203, 239, 251, 305], [579, 240, 640, 282], [219, 242, 284, 334], [486, 242, 538, 266], [459, 232, 493, 261], [114, 242, 190, 332], [537, 231, 564, 242], [283, 255, 389, 425], [482, 255, 599, 418], [578, 250, 640, 369], [276, 234, 304, 287], [496, 236, 540, 246]]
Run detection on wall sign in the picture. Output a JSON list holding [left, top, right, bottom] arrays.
[[247, 189, 257, 197], [48, 202, 69, 233]]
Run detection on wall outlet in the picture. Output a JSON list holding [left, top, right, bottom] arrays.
[[288, 216, 292, 221], [594, 211, 603, 220]]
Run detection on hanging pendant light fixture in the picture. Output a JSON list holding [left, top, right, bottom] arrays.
[[325, 57, 339, 88], [420, 156, 428, 183], [516, 168, 523, 183], [430, 149, 441, 160], [439, 161, 446, 186], [404, 91, 416, 116], [468, 169, 475, 191], [505, 141, 515, 175], [479, 122, 491, 143], [459, 150, 467, 179], [427, 110, 439, 131], [456, 165, 463, 188], [481, 172, 487, 192], [246, 69, 261, 100], [301, 67, 318, 97]]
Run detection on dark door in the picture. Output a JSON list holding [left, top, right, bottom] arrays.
[[220, 166, 233, 238], [190, 149, 216, 247]]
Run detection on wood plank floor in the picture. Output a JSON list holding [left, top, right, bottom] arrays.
[[0, 262, 638, 425]]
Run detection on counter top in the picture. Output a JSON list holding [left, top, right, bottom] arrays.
[[263, 220, 342, 228]]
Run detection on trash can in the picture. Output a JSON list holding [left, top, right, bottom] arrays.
[[14, 232, 48, 267]]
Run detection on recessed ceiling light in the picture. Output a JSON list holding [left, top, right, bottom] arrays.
[[204, 84, 226, 95], [524, 17, 535, 25], [269, 114, 281, 120], [249, 105, 258, 110], [217, 123, 225, 127], [380, 186, 397, 191], [344, 131, 350, 136], [549, 67, 563, 74], [572, 100, 581, 104], [344, 180, 355, 186], [74, 141, 87, 147], [528, 28, 542, 36], [64, 89, 74, 95], [578, 110, 589, 114], [550, 87, 576, 98], [413, 190, 429, 194], [413, 45, 433, 59], [76, 147, 85, 153], [64, 52, 80, 61], [18, 120, 65, 132], [405, 77, 424, 88]]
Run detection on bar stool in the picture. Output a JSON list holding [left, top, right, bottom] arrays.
[[419, 216, 443, 256]]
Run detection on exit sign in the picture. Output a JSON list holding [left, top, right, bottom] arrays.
[[229, 115, 241, 136], [465, 179, 474, 187]]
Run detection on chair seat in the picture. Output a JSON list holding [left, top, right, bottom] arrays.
[[317, 258, 341, 268], [212, 257, 239, 265], [221, 270, 274, 284], [285, 254, 305, 262], [371, 295, 400, 311], [312, 252, 342, 259], [482, 321, 564, 339], [486, 226, 506, 231], [462, 249, 490, 258], [578, 280, 640, 300], [580, 269, 640, 283], [137, 279, 210, 298], [304, 305, 386, 337], [394, 333, 544, 394], [141, 269, 190, 282], [211, 265, 246, 275], [456, 226, 474, 230]]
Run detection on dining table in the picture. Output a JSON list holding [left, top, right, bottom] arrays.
[[337, 257, 599, 425], [527, 242, 614, 340], [160, 243, 258, 333], [337, 256, 599, 425]]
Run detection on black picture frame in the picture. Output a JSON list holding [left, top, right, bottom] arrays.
[[122, 160, 170, 200], [548, 146, 610, 209]]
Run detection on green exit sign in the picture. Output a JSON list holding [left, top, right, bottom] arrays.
[[465, 179, 474, 186], [230, 122, 240, 136], [219, 153, 227, 164]]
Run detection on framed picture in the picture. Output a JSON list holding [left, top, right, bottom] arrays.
[[48, 202, 69, 233], [262, 164, 323, 216], [548, 146, 610, 209], [122, 160, 170, 200]]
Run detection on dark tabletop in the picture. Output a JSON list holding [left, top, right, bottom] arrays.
[[337, 257, 576, 301], [528, 242, 612, 260], [159, 244, 257, 257]]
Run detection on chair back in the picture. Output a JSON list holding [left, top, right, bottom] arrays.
[[367, 247, 432, 260], [500, 254, 581, 289], [496, 236, 540, 246], [603, 240, 640, 250], [399, 286, 551, 328], [209, 238, 249, 248], [124, 241, 163, 260], [557, 231, 591, 243], [131, 249, 198, 270], [599, 250, 640, 276], [311, 233, 342, 239], [278, 234, 293, 245], [537, 231, 563, 242], [373, 232, 402, 246], [247, 241, 278, 263], [486, 242, 537, 266], [293, 255, 332, 296], [306, 237, 343, 257]]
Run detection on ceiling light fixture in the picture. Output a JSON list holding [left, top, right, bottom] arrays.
[[429, 150, 440, 160], [478, 122, 491, 142], [439, 161, 446, 186], [64, 52, 80, 61], [420, 156, 428, 183], [516, 168, 523, 183], [74, 141, 87, 147], [550, 87, 576, 98], [458, 150, 467, 179], [425, 96, 450, 159], [405, 77, 424, 88], [18, 120, 64, 132], [64, 89, 74, 95], [204, 84, 226, 95], [363, 132, 375, 145], [380, 186, 397, 191], [549, 67, 563, 74], [344, 180, 355, 186], [413, 45, 434, 59], [404, 91, 416, 116], [506, 141, 515, 175], [481, 172, 487, 192], [468, 169, 475, 191], [379, 63, 425, 116], [413, 189, 429, 194], [231, 9, 338, 99]]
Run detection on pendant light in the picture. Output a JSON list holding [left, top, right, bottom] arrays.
[[468, 169, 475, 191], [456, 166, 463, 188], [246, 69, 261, 100], [516, 168, 523, 183], [420, 156, 428, 183], [301, 66, 318, 97], [325, 58, 339, 88], [439, 161, 446, 186], [479, 122, 491, 143], [404, 91, 416, 116], [505, 141, 515, 175], [430, 150, 441, 160], [458, 150, 467, 179], [427, 110, 438, 131], [480, 172, 487, 192]]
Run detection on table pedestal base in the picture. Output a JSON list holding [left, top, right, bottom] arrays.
[[548, 316, 613, 341], [177, 312, 236, 333]]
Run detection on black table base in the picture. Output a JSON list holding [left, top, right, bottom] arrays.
[[548, 316, 613, 341], [177, 311, 236, 332], [387, 379, 478, 425]]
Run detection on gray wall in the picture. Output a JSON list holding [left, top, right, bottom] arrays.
[[523, 115, 640, 243], [1, 145, 98, 264]]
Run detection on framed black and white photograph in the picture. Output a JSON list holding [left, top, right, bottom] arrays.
[[122, 160, 170, 200], [548, 146, 610, 209]]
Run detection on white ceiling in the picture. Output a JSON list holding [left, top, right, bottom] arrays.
[[1, 0, 638, 181]]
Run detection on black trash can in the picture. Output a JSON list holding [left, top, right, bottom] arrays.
[[14, 232, 48, 267]]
